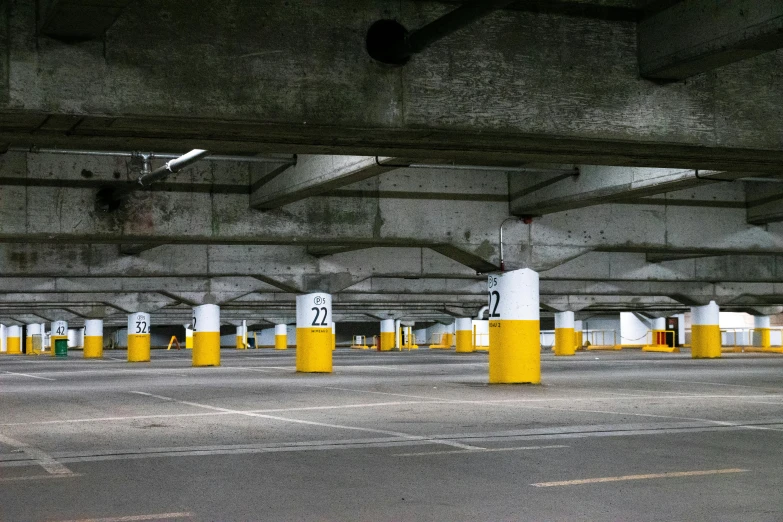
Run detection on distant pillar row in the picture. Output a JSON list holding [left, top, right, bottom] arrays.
[[554, 311, 576, 356], [275, 324, 288, 350], [193, 304, 220, 367], [488, 269, 541, 384], [691, 301, 720, 359], [236, 323, 247, 350], [84, 319, 103, 359], [296, 293, 332, 373], [128, 313, 150, 362]]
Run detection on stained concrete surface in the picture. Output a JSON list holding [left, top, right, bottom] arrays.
[[1, 349, 782, 521]]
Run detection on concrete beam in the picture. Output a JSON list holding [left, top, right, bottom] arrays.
[[639, 0, 783, 81], [4, 2, 783, 170], [746, 182, 783, 225], [251, 156, 394, 210], [509, 167, 736, 216], [39, 0, 134, 42]]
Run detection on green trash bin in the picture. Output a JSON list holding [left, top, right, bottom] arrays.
[[54, 338, 68, 358]]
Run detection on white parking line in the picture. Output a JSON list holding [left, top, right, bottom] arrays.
[[395, 445, 569, 457], [129, 391, 484, 451], [55, 512, 194, 522], [2, 371, 56, 381], [0, 432, 73, 475]]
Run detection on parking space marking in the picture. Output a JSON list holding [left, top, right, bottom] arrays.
[[56, 512, 194, 522], [0, 432, 73, 475], [395, 444, 569, 457], [532, 468, 748, 487]]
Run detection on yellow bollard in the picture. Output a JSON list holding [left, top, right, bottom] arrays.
[[127, 313, 151, 362]]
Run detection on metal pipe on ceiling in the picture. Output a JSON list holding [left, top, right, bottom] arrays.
[[374, 157, 579, 175], [138, 149, 210, 186], [8, 147, 295, 165]]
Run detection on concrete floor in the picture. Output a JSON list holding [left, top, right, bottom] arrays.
[[1, 348, 782, 521]]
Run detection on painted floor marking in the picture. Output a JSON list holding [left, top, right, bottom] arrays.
[[129, 391, 484, 451], [0, 473, 83, 483], [395, 444, 569, 457], [0, 432, 73, 475], [1, 371, 56, 381], [56, 512, 193, 522], [531, 468, 748, 487]]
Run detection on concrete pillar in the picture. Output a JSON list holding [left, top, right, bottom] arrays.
[[185, 326, 193, 349], [691, 301, 720, 359], [26, 324, 40, 355], [488, 269, 541, 384], [236, 324, 247, 349], [192, 304, 220, 367], [50, 321, 68, 357], [0, 324, 6, 353], [127, 313, 150, 362], [380, 319, 395, 352], [67, 329, 78, 348], [754, 316, 771, 348], [274, 324, 288, 350], [296, 293, 332, 373], [7, 325, 21, 355], [84, 319, 103, 359], [651, 317, 667, 345], [455, 318, 474, 353], [554, 311, 576, 356], [574, 320, 583, 350], [330, 322, 336, 351], [40, 323, 47, 351]]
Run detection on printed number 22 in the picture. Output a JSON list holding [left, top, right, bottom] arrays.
[[311, 307, 328, 327], [488, 291, 501, 318]]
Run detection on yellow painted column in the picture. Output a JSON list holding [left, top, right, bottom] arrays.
[[127, 312, 151, 362], [380, 319, 395, 352], [755, 316, 771, 348], [296, 293, 333, 373], [574, 320, 583, 351], [0, 324, 6, 354], [185, 327, 194, 349], [236, 324, 247, 349], [50, 320, 68, 357], [488, 269, 541, 384], [554, 311, 576, 356], [7, 325, 22, 355], [84, 319, 103, 359], [331, 322, 336, 351], [455, 318, 474, 353], [691, 301, 721, 359], [274, 324, 288, 350], [26, 324, 40, 355], [192, 304, 220, 367]]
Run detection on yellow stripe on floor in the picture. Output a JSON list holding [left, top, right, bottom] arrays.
[[531, 468, 748, 487]]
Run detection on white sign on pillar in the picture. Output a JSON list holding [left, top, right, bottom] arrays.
[[487, 270, 540, 322], [52, 321, 68, 337], [296, 293, 332, 329], [129, 313, 151, 335]]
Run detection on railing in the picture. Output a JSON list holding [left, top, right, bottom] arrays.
[[586, 329, 618, 347], [351, 335, 369, 349]]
